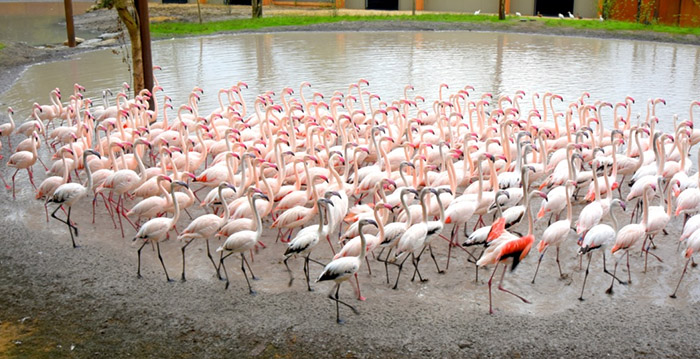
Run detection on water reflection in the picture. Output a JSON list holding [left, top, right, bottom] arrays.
[[2, 30, 699, 135], [0, 2, 95, 45]]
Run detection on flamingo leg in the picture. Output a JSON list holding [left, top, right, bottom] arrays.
[[240, 253, 256, 295], [383, 247, 394, 284], [116, 195, 125, 237], [606, 256, 620, 294], [156, 242, 173, 282], [0, 171, 10, 191], [136, 240, 148, 278], [626, 251, 632, 284], [392, 252, 412, 290], [11, 169, 19, 200], [328, 282, 359, 324], [555, 247, 564, 278], [26, 168, 36, 189], [531, 248, 547, 284], [497, 264, 530, 303], [220, 252, 233, 288], [410, 247, 427, 282], [602, 251, 627, 284], [243, 253, 258, 280], [304, 255, 313, 291], [428, 244, 444, 274], [180, 239, 194, 281], [283, 255, 295, 287], [578, 252, 593, 301], [486, 262, 500, 314], [325, 234, 336, 255], [670, 257, 692, 298], [352, 273, 365, 301], [205, 239, 220, 279]]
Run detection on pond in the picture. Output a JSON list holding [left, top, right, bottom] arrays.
[[2, 30, 700, 135], [0, 1, 96, 45]]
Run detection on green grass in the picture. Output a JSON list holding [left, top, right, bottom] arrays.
[[150, 13, 700, 38], [542, 17, 700, 36], [0, 42, 5, 51]]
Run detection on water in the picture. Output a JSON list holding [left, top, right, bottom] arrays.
[[2, 30, 700, 134], [0, 1, 95, 45]]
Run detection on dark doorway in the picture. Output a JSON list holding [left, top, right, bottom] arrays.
[[226, 0, 251, 4], [535, 0, 574, 17], [366, 0, 398, 10]]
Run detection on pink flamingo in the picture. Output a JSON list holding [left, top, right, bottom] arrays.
[[216, 192, 268, 294], [178, 181, 236, 281], [608, 183, 655, 294], [133, 180, 189, 282], [7, 131, 40, 199]]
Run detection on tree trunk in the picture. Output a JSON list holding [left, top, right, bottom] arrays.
[[114, 0, 143, 97], [498, 0, 506, 20], [252, 0, 262, 19]]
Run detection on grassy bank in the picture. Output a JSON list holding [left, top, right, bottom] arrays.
[[150, 12, 700, 38]]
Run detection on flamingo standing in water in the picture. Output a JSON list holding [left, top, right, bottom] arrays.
[[48, 149, 101, 248], [316, 218, 377, 324]]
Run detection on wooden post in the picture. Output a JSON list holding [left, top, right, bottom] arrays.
[[135, 0, 154, 110], [64, 0, 76, 47]]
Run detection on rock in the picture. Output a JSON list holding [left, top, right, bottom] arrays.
[[99, 32, 122, 40], [62, 37, 85, 46]]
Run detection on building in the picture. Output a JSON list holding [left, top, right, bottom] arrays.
[[168, 0, 700, 26]]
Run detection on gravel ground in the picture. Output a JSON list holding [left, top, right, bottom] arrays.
[[2, 5, 700, 358]]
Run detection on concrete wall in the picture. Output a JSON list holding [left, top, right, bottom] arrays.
[[423, 0, 498, 13], [345, 0, 364, 9], [574, 0, 599, 18], [285, 0, 599, 18], [511, 0, 535, 16]]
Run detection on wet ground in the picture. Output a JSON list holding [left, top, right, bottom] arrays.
[[1, 147, 700, 358]]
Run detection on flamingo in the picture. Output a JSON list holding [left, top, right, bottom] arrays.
[[316, 218, 377, 324], [217, 192, 268, 294], [669, 228, 700, 298], [7, 132, 40, 199], [284, 197, 334, 291], [0, 107, 16, 150], [36, 147, 72, 221], [133, 180, 189, 282], [531, 180, 574, 284], [177, 181, 236, 281], [608, 183, 655, 294], [578, 198, 626, 301], [48, 149, 101, 248], [476, 170, 538, 314]]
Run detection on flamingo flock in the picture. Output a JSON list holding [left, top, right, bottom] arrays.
[[2, 79, 700, 323]]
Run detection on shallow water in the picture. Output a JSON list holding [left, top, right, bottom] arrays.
[[2, 31, 700, 135], [0, 1, 96, 45]]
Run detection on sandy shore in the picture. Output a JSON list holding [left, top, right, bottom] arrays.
[[2, 5, 700, 358]]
